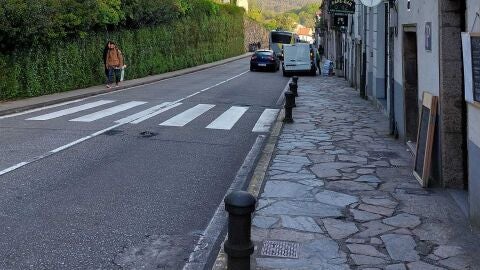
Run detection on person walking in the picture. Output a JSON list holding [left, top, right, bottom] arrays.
[[104, 41, 124, 88]]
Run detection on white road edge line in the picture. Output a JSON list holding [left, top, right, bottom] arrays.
[[0, 99, 86, 120], [50, 123, 124, 153], [117, 102, 174, 124], [0, 162, 29, 176], [182, 135, 266, 270], [0, 71, 249, 177], [129, 103, 183, 124]]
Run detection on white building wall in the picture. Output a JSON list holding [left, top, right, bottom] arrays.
[[354, 0, 362, 40], [391, 0, 440, 140], [372, 7, 379, 99], [367, 4, 387, 103], [466, 0, 480, 226], [467, 0, 480, 147], [393, 0, 440, 98], [344, 0, 363, 87], [376, 5, 386, 100], [366, 7, 374, 97]]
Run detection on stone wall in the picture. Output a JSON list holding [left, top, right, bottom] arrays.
[[244, 18, 270, 51], [438, 0, 467, 188]]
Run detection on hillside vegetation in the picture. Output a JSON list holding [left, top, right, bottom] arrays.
[[248, 2, 321, 31], [0, 0, 245, 100], [249, 0, 320, 13]]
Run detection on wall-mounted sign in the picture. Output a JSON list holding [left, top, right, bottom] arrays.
[[471, 35, 480, 103], [328, 0, 355, 14], [333, 15, 348, 27], [462, 32, 480, 104], [425, 22, 432, 51]]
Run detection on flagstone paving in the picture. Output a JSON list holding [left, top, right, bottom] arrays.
[[251, 76, 480, 269]]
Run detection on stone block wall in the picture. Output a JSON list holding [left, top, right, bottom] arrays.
[[438, 0, 467, 188], [244, 18, 270, 52]]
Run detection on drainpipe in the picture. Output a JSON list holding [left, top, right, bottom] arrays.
[[360, 5, 367, 99], [387, 0, 397, 137], [460, 0, 468, 188], [385, 2, 393, 135], [384, 3, 388, 99]]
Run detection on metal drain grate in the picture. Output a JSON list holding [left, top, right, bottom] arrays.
[[261, 240, 299, 259]]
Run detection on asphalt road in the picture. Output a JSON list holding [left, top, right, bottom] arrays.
[[0, 58, 289, 269]]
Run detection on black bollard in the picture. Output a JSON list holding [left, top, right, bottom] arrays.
[[289, 82, 298, 97], [224, 191, 256, 270], [292, 76, 299, 85], [283, 91, 295, 123]]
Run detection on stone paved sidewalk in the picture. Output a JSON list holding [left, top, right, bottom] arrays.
[[251, 76, 480, 270]]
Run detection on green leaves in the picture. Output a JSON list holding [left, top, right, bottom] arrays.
[[247, 2, 321, 30], [0, 4, 245, 100], [0, 0, 229, 50], [96, 0, 124, 25]]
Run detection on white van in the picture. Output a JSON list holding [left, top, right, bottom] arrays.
[[282, 43, 317, 76]]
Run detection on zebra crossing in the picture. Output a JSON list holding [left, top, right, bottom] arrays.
[[160, 104, 215, 127], [21, 100, 280, 132]]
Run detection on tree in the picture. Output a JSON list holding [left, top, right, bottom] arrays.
[[96, 0, 124, 26], [247, 7, 263, 21], [0, 0, 224, 50], [298, 11, 315, 28], [272, 12, 298, 31]]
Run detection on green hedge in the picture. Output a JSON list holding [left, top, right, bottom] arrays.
[[0, 7, 244, 100]]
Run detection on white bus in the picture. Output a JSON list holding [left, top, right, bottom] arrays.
[[269, 30, 299, 57]]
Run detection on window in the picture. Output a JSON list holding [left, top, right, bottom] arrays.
[[271, 33, 292, 44]]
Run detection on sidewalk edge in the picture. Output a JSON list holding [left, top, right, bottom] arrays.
[[0, 53, 252, 117], [211, 108, 285, 270]]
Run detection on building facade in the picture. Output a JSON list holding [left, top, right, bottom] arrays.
[[466, 0, 480, 227], [322, 0, 480, 226]]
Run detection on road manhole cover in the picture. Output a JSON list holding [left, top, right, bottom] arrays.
[[261, 240, 299, 259]]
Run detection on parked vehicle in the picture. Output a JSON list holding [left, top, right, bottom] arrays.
[[310, 43, 321, 72], [250, 50, 280, 72], [282, 43, 317, 76], [269, 30, 299, 58]]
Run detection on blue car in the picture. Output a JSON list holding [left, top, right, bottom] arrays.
[[250, 50, 280, 72]]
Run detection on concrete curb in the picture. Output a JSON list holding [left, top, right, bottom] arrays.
[[211, 108, 285, 270], [0, 53, 252, 117]]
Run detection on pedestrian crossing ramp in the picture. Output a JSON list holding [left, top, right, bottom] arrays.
[[22, 100, 280, 132]]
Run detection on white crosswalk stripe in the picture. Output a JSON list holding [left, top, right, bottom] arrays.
[[206, 106, 249, 130], [115, 102, 182, 124], [160, 104, 215, 127], [70, 101, 147, 122], [252, 109, 280, 132], [19, 101, 280, 133], [26, 100, 115, 121]]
